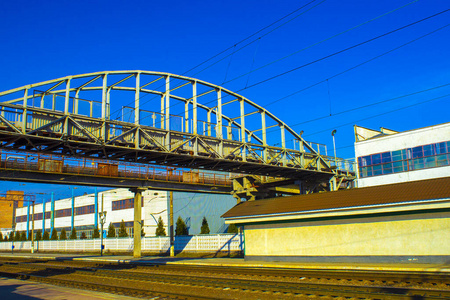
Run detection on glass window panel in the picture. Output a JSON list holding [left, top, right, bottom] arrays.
[[391, 150, 402, 162], [412, 158, 424, 170], [403, 149, 410, 160], [412, 146, 423, 158], [424, 156, 436, 168], [436, 142, 447, 154], [358, 157, 362, 167], [393, 161, 403, 173], [373, 164, 382, 176], [436, 154, 449, 166], [382, 163, 393, 174], [423, 144, 434, 156], [372, 154, 381, 165], [366, 166, 373, 177], [381, 152, 392, 163]]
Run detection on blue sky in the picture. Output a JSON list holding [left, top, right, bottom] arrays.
[[0, 0, 449, 199]]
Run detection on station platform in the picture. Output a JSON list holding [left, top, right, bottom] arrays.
[[1, 252, 449, 273]]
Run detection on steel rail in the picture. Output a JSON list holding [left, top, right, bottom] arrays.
[[1, 258, 449, 299]]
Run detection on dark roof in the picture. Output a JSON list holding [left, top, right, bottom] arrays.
[[222, 177, 450, 219]]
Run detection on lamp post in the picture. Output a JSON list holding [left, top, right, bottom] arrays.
[[99, 211, 106, 256], [331, 129, 337, 167], [11, 223, 15, 254]]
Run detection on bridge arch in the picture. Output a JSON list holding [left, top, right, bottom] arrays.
[[0, 70, 342, 180]]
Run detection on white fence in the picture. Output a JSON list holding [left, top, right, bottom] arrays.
[[0, 234, 243, 253]]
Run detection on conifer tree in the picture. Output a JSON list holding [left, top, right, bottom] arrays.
[[28, 231, 32, 241], [80, 232, 87, 239], [92, 227, 100, 238], [107, 223, 116, 238], [43, 231, 50, 240], [35, 230, 42, 241], [155, 216, 166, 236], [69, 227, 77, 239], [20, 232, 27, 241], [200, 217, 210, 234], [175, 216, 188, 236], [50, 228, 58, 240], [9, 232, 15, 241], [59, 228, 67, 240], [0, 231, 2, 241], [118, 220, 128, 237], [227, 223, 239, 234]]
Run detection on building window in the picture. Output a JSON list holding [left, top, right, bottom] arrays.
[[111, 198, 144, 211], [358, 140, 449, 178], [75, 205, 95, 216], [55, 208, 72, 218]]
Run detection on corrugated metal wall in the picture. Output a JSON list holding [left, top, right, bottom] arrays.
[[173, 192, 236, 235]]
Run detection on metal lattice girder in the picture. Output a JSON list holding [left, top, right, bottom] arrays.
[[0, 70, 354, 181]]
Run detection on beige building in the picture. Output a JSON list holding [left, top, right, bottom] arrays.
[[222, 177, 450, 263]]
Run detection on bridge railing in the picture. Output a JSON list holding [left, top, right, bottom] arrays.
[[0, 150, 232, 187], [327, 156, 357, 173]]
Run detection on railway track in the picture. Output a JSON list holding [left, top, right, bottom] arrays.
[[0, 257, 449, 299]]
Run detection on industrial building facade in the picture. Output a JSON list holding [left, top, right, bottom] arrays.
[[10, 189, 236, 239], [354, 122, 450, 187]]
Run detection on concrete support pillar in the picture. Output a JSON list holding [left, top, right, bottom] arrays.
[[169, 191, 174, 257], [130, 187, 147, 258]]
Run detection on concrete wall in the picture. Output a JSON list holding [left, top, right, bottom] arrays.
[[358, 166, 450, 187], [243, 211, 450, 263]]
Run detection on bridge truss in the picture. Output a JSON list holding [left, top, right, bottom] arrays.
[[0, 71, 355, 192]]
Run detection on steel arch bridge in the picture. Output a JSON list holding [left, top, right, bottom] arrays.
[[0, 70, 354, 189]]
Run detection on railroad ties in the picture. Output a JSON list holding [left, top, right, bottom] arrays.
[[0, 257, 449, 299]]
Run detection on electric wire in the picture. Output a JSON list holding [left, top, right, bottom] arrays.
[[108, 0, 325, 123], [220, 0, 420, 87], [304, 93, 450, 138], [141, 8, 450, 130], [96, 0, 426, 132]]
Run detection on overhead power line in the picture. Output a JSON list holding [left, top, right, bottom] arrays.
[[303, 93, 450, 138], [114, 0, 423, 126], [160, 17, 450, 130], [240, 8, 450, 93]]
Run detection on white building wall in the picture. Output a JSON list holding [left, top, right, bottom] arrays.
[[355, 123, 450, 157], [13, 188, 169, 238], [355, 123, 450, 187]]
